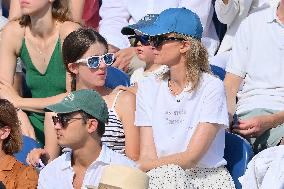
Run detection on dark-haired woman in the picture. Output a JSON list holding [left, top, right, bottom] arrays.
[[0, 0, 80, 144], [0, 99, 38, 189], [20, 28, 139, 166]]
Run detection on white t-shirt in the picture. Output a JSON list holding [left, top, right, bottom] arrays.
[[135, 73, 228, 168], [239, 146, 284, 189], [226, 3, 284, 114], [38, 145, 136, 189], [130, 65, 169, 85]]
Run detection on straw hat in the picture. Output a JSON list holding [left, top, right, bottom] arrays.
[[86, 165, 149, 189]]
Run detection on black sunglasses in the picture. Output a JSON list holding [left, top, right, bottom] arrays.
[[150, 36, 185, 48], [52, 114, 83, 128], [128, 35, 150, 47]]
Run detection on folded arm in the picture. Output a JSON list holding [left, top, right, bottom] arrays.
[[138, 123, 221, 172]]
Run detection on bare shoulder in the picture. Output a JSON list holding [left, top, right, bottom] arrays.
[[118, 90, 136, 105], [1, 21, 25, 52], [59, 21, 81, 40]]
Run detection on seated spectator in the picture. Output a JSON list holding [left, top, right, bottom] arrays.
[[239, 145, 284, 189], [0, 99, 38, 189], [24, 28, 138, 165], [224, 0, 284, 153], [121, 14, 169, 85], [211, 0, 275, 69], [38, 89, 136, 188], [69, 0, 100, 29], [99, 0, 218, 73], [134, 8, 235, 188], [0, 0, 80, 145]]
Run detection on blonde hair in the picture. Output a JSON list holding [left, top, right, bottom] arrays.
[[162, 33, 211, 92]]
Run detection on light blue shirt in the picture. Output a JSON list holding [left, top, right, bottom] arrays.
[[38, 145, 136, 189]]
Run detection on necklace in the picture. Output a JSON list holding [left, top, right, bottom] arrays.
[[27, 20, 59, 65], [168, 80, 181, 96]]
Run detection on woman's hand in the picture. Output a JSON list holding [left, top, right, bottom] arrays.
[[26, 148, 50, 167], [0, 79, 22, 107], [136, 159, 154, 172]]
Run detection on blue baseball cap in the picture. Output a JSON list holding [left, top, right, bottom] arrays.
[[137, 8, 203, 40], [121, 14, 158, 35]]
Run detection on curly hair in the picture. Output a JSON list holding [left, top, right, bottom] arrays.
[[0, 99, 22, 155], [162, 33, 211, 92], [19, 0, 71, 26], [62, 28, 108, 91]]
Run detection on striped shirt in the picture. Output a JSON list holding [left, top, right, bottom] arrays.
[[101, 90, 126, 155]]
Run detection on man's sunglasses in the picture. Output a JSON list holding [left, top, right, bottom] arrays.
[[128, 35, 150, 47], [75, 53, 115, 69], [150, 36, 185, 48], [52, 114, 83, 128]]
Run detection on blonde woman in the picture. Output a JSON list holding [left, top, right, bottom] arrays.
[[133, 8, 235, 188]]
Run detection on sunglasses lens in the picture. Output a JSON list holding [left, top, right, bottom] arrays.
[[52, 116, 60, 126], [103, 54, 115, 66], [139, 35, 150, 46], [88, 57, 100, 69]]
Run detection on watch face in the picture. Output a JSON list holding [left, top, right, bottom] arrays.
[[98, 183, 122, 189]]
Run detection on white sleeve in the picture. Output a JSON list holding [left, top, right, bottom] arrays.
[[215, 0, 240, 25], [135, 79, 154, 127], [179, 0, 212, 35], [225, 18, 249, 78], [199, 79, 229, 128], [99, 0, 131, 49]]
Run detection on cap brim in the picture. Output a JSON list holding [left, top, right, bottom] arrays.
[[45, 102, 80, 114], [121, 26, 135, 35], [121, 24, 140, 35]]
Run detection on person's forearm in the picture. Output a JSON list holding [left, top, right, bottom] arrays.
[[17, 93, 67, 112], [141, 151, 196, 172], [224, 86, 237, 123], [224, 74, 242, 123], [69, 0, 85, 24], [271, 111, 284, 128], [8, 0, 22, 20]]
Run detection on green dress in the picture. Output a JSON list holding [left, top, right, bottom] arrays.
[[20, 38, 66, 145]]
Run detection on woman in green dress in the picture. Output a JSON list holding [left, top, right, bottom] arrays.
[[0, 0, 80, 145]]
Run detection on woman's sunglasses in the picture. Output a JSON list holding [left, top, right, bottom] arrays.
[[75, 53, 115, 69], [128, 35, 150, 47], [150, 36, 185, 48], [52, 114, 83, 128]]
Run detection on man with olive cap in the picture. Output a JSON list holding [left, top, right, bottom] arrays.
[[38, 89, 136, 189]]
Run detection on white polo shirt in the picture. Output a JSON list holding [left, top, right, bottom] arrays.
[[226, 3, 284, 114], [136, 74, 228, 168], [38, 145, 136, 189]]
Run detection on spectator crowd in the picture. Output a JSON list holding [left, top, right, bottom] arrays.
[[0, 0, 283, 189]]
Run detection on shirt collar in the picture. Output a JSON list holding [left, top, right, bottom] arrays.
[[0, 154, 17, 171], [60, 145, 111, 170]]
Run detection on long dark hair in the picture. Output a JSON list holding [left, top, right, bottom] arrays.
[[19, 0, 71, 26], [62, 28, 108, 91]]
